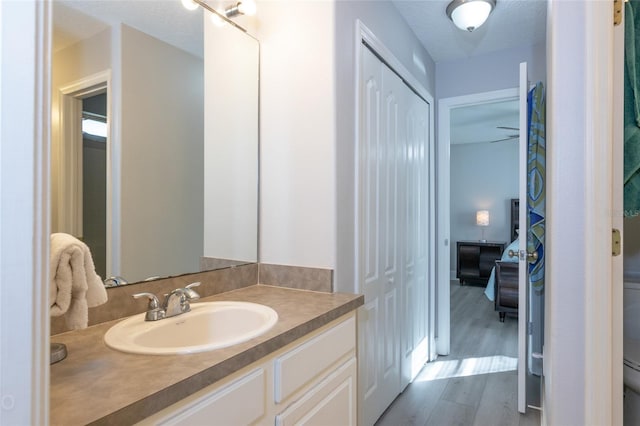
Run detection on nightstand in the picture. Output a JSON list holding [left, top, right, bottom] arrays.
[[456, 241, 506, 285]]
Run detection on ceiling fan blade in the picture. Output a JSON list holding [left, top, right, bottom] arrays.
[[488, 136, 519, 143], [496, 126, 519, 131]]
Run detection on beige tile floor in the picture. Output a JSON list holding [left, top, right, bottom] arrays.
[[376, 281, 541, 426]]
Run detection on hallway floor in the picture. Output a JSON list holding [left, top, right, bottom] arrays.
[[376, 281, 541, 426]]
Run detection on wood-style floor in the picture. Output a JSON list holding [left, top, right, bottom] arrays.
[[375, 281, 541, 426]]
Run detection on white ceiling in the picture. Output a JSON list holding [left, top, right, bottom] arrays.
[[55, 0, 547, 65], [391, 0, 547, 63], [389, 0, 545, 145], [53, 0, 204, 57], [54, 0, 542, 143], [55, 0, 547, 64]]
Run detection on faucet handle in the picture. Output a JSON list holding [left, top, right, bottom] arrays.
[[133, 292, 160, 309], [184, 282, 201, 300], [133, 292, 165, 321]]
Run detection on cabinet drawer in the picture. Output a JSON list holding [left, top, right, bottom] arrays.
[[149, 368, 266, 426], [274, 315, 356, 403], [275, 357, 357, 426]]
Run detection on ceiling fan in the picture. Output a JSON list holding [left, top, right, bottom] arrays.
[[488, 126, 519, 143]]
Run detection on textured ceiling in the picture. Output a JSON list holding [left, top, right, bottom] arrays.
[[54, 0, 542, 142], [53, 0, 204, 57], [391, 0, 547, 63], [55, 0, 548, 64]]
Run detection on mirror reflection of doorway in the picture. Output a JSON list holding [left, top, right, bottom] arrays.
[[81, 92, 107, 279]]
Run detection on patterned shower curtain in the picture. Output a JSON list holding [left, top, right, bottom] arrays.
[[625, 0, 640, 217], [527, 82, 545, 290]]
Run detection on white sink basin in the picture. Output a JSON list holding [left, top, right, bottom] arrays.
[[104, 301, 278, 355]]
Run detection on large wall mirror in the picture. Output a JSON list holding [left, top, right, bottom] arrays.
[[51, 0, 259, 286]]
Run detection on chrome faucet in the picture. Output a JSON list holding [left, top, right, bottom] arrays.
[[104, 276, 129, 288], [132, 292, 165, 321], [133, 282, 201, 321]]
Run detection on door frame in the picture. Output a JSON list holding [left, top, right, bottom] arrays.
[[0, 0, 50, 423], [612, 4, 624, 425], [436, 87, 518, 356], [57, 72, 113, 278], [544, 0, 622, 423]]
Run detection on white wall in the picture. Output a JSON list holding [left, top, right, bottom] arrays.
[[450, 141, 518, 269], [120, 24, 204, 282], [436, 42, 546, 100], [203, 17, 258, 263], [258, 1, 337, 269], [258, 1, 435, 288]]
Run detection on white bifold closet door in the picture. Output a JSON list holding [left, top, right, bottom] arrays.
[[357, 44, 431, 426]]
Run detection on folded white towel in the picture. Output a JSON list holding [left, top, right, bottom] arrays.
[[50, 233, 108, 329]]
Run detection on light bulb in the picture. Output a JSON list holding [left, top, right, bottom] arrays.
[[181, 0, 199, 11], [237, 0, 256, 16]]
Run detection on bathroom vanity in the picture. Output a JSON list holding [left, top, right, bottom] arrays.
[[49, 285, 363, 425], [140, 313, 356, 425]]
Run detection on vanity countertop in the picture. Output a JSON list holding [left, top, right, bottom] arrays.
[[50, 284, 363, 426]]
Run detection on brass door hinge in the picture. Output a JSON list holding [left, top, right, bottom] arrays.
[[613, 228, 621, 256], [614, 0, 622, 26]]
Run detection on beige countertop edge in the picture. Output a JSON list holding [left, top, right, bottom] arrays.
[[51, 285, 364, 426]]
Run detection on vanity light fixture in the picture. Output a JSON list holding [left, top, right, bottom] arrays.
[[224, 0, 257, 18], [184, 0, 256, 32], [446, 0, 496, 32]]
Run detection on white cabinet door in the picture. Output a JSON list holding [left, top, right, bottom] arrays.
[[275, 358, 357, 426], [138, 313, 357, 426], [137, 368, 266, 426], [275, 315, 355, 403]]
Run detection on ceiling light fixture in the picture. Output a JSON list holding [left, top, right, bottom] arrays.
[[446, 0, 496, 32]]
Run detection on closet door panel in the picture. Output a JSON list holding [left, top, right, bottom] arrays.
[[358, 43, 432, 424], [357, 46, 401, 426]]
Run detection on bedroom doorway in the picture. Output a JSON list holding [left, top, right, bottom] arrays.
[[435, 65, 546, 415], [436, 88, 520, 356], [431, 88, 524, 413]]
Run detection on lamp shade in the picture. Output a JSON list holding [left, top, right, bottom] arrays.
[[476, 210, 490, 227], [446, 0, 496, 32]]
